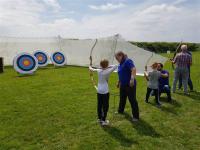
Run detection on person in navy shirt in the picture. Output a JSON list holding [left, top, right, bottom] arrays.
[[115, 51, 139, 122], [157, 63, 172, 102]]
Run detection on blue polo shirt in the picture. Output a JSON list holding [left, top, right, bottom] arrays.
[[118, 58, 136, 86], [159, 70, 169, 89]]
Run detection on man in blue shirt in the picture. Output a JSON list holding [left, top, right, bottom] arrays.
[[115, 51, 139, 122], [157, 63, 172, 102]]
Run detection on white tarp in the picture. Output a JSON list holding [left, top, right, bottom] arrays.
[[0, 34, 167, 75]]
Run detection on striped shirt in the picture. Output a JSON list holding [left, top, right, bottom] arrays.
[[174, 52, 192, 68]]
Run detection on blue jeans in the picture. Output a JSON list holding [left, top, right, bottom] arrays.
[[178, 67, 193, 90], [151, 85, 172, 102], [173, 67, 189, 93], [160, 85, 172, 101]]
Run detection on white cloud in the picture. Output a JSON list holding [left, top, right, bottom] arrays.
[[89, 3, 126, 11], [172, 0, 188, 5], [42, 0, 61, 12], [0, 0, 199, 42]]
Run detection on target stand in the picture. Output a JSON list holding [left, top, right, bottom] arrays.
[[13, 52, 38, 75], [51, 52, 67, 67], [34, 50, 49, 67]]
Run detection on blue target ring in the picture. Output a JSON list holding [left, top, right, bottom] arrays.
[[17, 55, 36, 71], [34, 51, 49, 67], [13, 53, 38, 74], [51, 52, 66, 66]]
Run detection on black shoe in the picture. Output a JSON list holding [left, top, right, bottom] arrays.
[[117, 111, 124, 114]]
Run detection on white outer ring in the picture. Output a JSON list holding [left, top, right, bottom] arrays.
[[51, 52, 67, 66], [33, 50, 49, 67], [13, 52, 38, 74]]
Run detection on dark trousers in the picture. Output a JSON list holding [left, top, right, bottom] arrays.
[[160, 85, 172, 102], [146, 88, 160, 104], [118, 85, 139, 119], [97, 93, 109, 121]]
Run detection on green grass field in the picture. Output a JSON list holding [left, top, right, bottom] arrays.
[[0, 52, 199, 150]]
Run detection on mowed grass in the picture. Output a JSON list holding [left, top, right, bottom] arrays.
[[0, 52, 199, 150]]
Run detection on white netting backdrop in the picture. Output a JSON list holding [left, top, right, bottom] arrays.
[[0, 35, 167, 75]]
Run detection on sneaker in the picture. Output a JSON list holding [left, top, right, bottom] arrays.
[[184, 92, 190, 96], [132, 118, 139, 122], [101, 120, 109, 126]]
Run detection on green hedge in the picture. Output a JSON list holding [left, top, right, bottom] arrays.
[[130, 42, 200, 53]]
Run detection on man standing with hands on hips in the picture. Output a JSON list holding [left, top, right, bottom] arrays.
[[115, 51, 139, 122]]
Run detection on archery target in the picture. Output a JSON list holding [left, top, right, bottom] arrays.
[[34, 51, 49, 67], [13, 53, 38, 74], [51, 52, 67, 66]]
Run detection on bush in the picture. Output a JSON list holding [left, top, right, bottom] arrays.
[[130, 42, 200, 53]]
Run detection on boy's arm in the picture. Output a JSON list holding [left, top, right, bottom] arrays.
[[89, 66, 99, 72], [106, 65, 118, 74]]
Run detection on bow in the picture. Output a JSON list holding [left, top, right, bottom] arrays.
[[89, 39, 98, 90], [171, 41, 182, 69], [144, 51, 154, 72]]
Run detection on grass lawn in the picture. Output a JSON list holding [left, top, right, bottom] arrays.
[[0, 51, 199, 150]]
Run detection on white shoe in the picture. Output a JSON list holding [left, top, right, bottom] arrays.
[[101, 120, 109, 126]]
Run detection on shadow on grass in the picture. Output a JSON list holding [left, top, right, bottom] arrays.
[[103, 126, 138, 147], [178, 91, 200, 101], [15, 74, 38, 78], [124, 112, 161, 138], [147, 98, 181, 115]]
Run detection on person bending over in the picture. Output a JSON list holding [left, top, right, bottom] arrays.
[[89, 57, 117, 126], [144, 63, 168, 107], [157, 63, 172, 102]]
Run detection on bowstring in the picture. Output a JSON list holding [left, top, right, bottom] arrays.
[[111, 34, 119, 65], [145, 51, 154, 72], [89, 39, 98, 90], [172, 41, 182, 69]]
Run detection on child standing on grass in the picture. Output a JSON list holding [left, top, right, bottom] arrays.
[[89, 57, 117, 126], [144, 62, 168, 107]]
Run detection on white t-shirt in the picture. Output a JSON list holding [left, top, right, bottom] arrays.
[[89, 65, 118, 94]]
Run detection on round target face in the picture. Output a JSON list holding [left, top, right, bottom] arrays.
[[34, 51, 49, 67], [51, 52, 66, 66], [13, 53, 38, 74]]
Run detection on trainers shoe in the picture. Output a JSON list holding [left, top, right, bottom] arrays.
[[101, 120, 109, 126], [156, 103, 162, 108]]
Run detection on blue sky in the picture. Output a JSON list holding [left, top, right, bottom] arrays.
[[0, 0, 199, 42]]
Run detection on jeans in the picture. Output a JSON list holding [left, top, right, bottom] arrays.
[[146, 88, 160, 105], [173, 67, 189, 93], [160, 85, 172, 101], [118, 85, 139, 119], [97, 93, 109, 121], [178, 67, 193, 90]]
